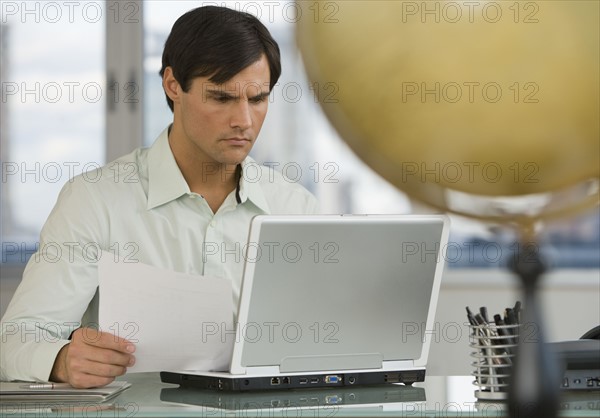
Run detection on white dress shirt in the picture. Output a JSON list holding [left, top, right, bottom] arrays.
[[0, 127, 318, 382]]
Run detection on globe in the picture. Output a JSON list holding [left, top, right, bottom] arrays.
[[297, 1, 599, 229], [297, 2, 599, 417]]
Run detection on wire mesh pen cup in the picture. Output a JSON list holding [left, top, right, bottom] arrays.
[[469, 323, 519, 400]]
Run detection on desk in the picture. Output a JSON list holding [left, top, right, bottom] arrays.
[[1, 373, 598, 417]]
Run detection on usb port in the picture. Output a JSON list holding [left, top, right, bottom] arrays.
[[310, 378, 319, 384], [384, 373, 401, 383], [299, 378, 308, 384]]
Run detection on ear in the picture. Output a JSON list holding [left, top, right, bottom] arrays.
[[162, 66, 182, 105]]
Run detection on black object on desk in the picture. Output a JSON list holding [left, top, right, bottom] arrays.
[[551, 339, 600, 391]]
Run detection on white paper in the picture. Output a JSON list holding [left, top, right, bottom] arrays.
[[98, 257, 234, 372]]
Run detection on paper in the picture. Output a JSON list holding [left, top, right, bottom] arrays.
[[98, 257, 234, 372]]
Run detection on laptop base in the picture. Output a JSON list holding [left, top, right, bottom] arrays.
[[160, 369, 425, 391]]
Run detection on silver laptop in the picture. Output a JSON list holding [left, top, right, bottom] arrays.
[[161, 214, 450, 391]]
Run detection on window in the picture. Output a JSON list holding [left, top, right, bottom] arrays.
[[142, 1, 598, 270], [1, 1, 105, 267], [2, 1, 597, 272], [143, 1, 413, 213]]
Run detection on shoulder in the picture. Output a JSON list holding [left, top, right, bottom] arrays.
[[48, 147, 150, 231], [60, 147, 149, 200], [242, 158, 319, 214]]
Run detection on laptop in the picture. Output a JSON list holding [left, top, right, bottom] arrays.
[[161, 214, 450, 391]]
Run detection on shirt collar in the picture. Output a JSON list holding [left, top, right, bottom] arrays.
[[146, 126, 271, 214], [146, 126, 190, 210], [237, 156, 271, 214]]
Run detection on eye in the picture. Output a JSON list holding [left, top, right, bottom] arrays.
[[214, 96, 231, 103], [249, 95, 268, 104]]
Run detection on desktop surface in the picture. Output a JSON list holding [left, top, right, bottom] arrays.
[[1, 373, 598, 417]]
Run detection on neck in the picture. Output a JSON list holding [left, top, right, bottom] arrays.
[[167, 126, 241, 211]]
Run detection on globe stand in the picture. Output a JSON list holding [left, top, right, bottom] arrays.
[[507, 244, 561, 418]]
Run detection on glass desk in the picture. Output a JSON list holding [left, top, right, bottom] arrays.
[[1, 373, 598, 417]]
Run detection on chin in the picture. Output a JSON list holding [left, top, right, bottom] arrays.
[[219, 156, 247, 166]]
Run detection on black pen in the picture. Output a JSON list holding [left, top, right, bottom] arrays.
[[474, 313, 487, 326], [494, 314, 515, 355], [466, 306, 478, 326], [479, 306, 489, 324], [513, 301, 522, 324], [505, 308, 517, 325]]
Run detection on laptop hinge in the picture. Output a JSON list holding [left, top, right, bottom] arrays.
[[280, 353, 383, 373], [231, 365, 280, 376], [382, 360, 416, 370]]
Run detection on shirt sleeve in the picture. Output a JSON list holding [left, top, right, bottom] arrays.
[[303, 191, 320, 215], [0, 174, 107, 382]]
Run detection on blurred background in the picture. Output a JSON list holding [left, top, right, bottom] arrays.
[[1, 1, 598, 375]]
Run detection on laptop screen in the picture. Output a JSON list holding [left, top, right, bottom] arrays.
[[231, 215, 449, 374]]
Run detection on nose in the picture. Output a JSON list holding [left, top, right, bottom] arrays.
[[229, 100, 252, 130]]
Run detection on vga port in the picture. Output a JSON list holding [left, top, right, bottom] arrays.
[[324, 375, 341, 384]]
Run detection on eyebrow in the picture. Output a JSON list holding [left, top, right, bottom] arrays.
[[205, 89, 270, 101]]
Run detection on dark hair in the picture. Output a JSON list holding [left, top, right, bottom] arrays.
[[159, 6, 281, 112]]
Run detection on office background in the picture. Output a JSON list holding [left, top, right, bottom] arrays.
[[1, 1, 598, 376]]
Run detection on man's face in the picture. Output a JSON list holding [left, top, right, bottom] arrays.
[[169, 55, 271, 166]]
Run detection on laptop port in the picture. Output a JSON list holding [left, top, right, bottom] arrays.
[[270, 377, 280, 385], [324, 375, 341, 384], [282, 377, 290, 384], [348, 377, 356, 384], [384, 373, 401, 383], [299, 378, 308, 384], [310, 377, 319, 384]]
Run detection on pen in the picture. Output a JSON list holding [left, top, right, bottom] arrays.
[[19, 383, 74, 389], [479, 306, 489, 324], [494, 314, 515, 355], [513, 301, 522, 324], [466, 306, 478, 326], [473, 313, 504, 365], [505, 308, 518, 337]]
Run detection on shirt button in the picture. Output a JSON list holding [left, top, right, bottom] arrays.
[[209, 220, 216, 227]]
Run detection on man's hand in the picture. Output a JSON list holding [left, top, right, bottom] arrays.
[[50, 328, 136, 388]]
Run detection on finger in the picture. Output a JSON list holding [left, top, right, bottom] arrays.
[[74, 358, 129, 379], [80, 345, 135, 368], [77, 328, 136, 353], [69, 372, 115, 389], [66, 336, 135, 374]]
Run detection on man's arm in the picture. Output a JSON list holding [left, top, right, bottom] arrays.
[[0, 175, 120, 382]]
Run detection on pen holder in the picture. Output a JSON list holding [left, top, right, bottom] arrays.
[[469, 323, 519, 400]]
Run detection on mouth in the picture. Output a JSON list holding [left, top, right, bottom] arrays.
[[222, 137, 251, 146]]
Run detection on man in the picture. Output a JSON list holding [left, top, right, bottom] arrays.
[[0, 6, 317, 388]]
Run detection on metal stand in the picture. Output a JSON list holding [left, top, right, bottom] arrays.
[[507, 245, 561, 418]]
